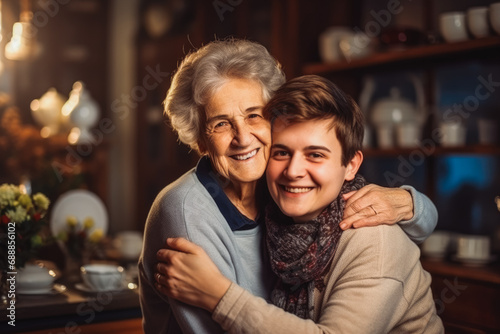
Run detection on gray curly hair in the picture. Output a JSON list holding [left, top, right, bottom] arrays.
[[164, 39, 286, 154]]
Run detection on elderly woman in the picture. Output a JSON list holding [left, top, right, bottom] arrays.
[[138, 39, 437, 334]]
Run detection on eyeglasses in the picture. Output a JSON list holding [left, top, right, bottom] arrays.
[[206, 113, 268, 134]]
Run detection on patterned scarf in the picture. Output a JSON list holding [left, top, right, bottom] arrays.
[[265, 174, 367, 319]]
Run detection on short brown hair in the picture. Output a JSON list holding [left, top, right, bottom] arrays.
[[263, 75, 364, 166]]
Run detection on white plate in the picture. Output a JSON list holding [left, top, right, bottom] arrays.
[[50, 189, 108, 238], [17, 284, 67, 295], [74, 282, 134, 293], [451, 254, 497, 266]]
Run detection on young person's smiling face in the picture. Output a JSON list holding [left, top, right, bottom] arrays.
[[266, 118, 361, 223]]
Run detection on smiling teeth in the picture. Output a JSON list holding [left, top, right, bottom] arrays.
[[233, 149, 258, 160], [284, 187, 312, 193]]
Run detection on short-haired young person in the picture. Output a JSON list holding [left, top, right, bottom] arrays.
[[155, 75, 443, 333]]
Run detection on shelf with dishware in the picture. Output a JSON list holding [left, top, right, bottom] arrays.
[[302, 35, 500, 75], [362, 144, 500, 157], [300, 9, 500, 157]]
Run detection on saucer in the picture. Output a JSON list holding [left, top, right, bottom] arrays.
[[17, 284, 67, 295], [452, 254, 497, 266], [75, 282, 131, 293]]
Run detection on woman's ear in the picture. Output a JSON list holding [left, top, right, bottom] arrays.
[[197, 139, 207, 155], [344, 151, 363, 181]]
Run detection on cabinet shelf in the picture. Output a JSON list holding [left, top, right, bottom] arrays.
[[303, 36, 500, 75], [363, 145, 500, 157]]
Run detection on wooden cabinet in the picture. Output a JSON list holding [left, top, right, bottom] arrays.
[[422, 259, 500, 333]]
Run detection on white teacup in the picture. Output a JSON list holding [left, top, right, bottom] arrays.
[[440, 12, 469, 42], [440, 121, 466, 147], [319, 27, 353, 63], [396, 123, 421, 148], [422, 231, 452, 259], [114, 230, 143, 260], [80, 264, 125, 291], [490, 3, 500, 35], [456, 234, 490, 260], [376, 124, 395, 149], [467, 7, 490, 38], [477, 118, 498, 145]]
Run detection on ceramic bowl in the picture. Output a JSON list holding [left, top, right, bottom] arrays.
[[17, 263, 56, 292], [80, 264, 125, 291]]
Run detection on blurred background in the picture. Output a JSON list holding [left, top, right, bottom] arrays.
[[0, 0, 500, 332]]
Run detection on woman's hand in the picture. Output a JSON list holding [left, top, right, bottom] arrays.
[[154, 238, 232, 312], [340, 184, 414, 230]]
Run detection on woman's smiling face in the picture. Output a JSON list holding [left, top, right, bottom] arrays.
[[266, 118, 360, 222], [200, 78, 271, 185]]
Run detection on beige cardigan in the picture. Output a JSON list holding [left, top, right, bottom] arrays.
[[212, 224, 444, 333]]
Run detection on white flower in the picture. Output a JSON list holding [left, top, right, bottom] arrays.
[[6, 206, 28, 222], [33, 193, 50, 211], [0, 184, 18, 208]]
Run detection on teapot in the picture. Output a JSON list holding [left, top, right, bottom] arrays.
[[360, 74, 426, 148]]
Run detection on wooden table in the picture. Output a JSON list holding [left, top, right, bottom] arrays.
[[421, 257, 500, 333], [0, 279, 142, 333]]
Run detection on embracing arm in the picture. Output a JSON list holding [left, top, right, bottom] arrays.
[[155, 238, 231, 313], [340, 184, 437, 243], [213, 278, 407, 334], [155, 233, 425, 334]]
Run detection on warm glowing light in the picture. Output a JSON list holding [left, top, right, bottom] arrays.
[[62, 93, 79, 116], [73, 81, 83, 92], [68, 127, 81, 144], [4, 22, 30, 60], [0, 1, 3, 73], [30, 99, 40, 111], [40, 126, 51, 138], [19, 184, 28, 194]]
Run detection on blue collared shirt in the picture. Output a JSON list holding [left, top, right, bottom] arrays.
[[195, 157, 265, 231]]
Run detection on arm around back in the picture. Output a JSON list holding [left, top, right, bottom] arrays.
[[398, 185, 438, 244]]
